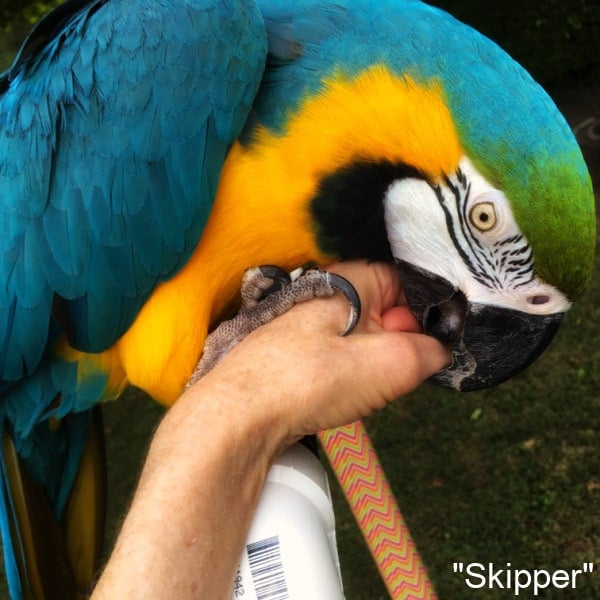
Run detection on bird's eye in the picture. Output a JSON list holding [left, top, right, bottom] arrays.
[[469, 202, 497, 232]]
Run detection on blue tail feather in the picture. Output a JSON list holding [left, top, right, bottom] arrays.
[[0, 428, 24, 600], [0, 348, 107, 597]]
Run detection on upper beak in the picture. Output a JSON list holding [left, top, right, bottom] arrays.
[[395, 260, 563, 391]]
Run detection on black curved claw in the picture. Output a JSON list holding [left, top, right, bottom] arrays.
[[324, 272, 361, 336], [257, 265, 293, 301]]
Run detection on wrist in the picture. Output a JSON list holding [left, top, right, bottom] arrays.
[[175, 372, 295, 467]]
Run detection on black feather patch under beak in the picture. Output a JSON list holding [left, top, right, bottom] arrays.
[[395, 260, 563, 391]]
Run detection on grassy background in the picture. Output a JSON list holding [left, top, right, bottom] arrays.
[[1, 1, 599, 598]]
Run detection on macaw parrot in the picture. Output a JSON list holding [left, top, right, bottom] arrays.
[[0, 0, 595, 597]]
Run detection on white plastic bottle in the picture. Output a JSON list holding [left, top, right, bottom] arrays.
[[231, 442, 345, 599]]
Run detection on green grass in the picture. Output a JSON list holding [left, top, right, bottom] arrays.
[[1, 2, 599, 598]]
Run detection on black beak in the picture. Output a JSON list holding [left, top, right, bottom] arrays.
[[395, 260, 563, 391]]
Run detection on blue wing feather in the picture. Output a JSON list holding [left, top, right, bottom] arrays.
[[0, 0, 267, 374], [0, 1, 267, 596]]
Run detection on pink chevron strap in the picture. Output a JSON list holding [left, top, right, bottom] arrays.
[[319, 420, 436, 599]]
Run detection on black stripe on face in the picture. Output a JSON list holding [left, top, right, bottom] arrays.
[[310, 159, 427, 262], [431, 179, 497, 288], [433, 169, 535, 292]]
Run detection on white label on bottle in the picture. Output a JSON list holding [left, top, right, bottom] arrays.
[[246, 535, 290, 599]]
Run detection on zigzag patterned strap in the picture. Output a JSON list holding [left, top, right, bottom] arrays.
[[318, 420, 436, 599]]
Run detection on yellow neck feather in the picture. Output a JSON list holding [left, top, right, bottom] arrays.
[[250, 66, 462, 181]]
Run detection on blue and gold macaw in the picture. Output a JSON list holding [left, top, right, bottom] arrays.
[[0, 0, 595, 596]]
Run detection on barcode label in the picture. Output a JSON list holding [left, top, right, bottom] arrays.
[[246, 535, 290, 599]]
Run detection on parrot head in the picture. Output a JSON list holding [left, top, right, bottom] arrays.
[[246, 0, 596, 391], [388, 158, 576, 391]]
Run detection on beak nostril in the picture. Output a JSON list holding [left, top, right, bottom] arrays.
[[528, 295, 550, 305], [424, 305, 443, 335], [424, 291, 467, 345]]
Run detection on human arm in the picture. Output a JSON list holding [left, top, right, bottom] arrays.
[[92, 261, 450, 599]]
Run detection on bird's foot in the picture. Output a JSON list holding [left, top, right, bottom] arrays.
[[188, 265, 361, 386]]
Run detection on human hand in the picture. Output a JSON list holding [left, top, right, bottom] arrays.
[[190, 260, 451, 451]]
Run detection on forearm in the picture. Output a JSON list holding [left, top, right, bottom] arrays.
[[93, 376, 288, 599]]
